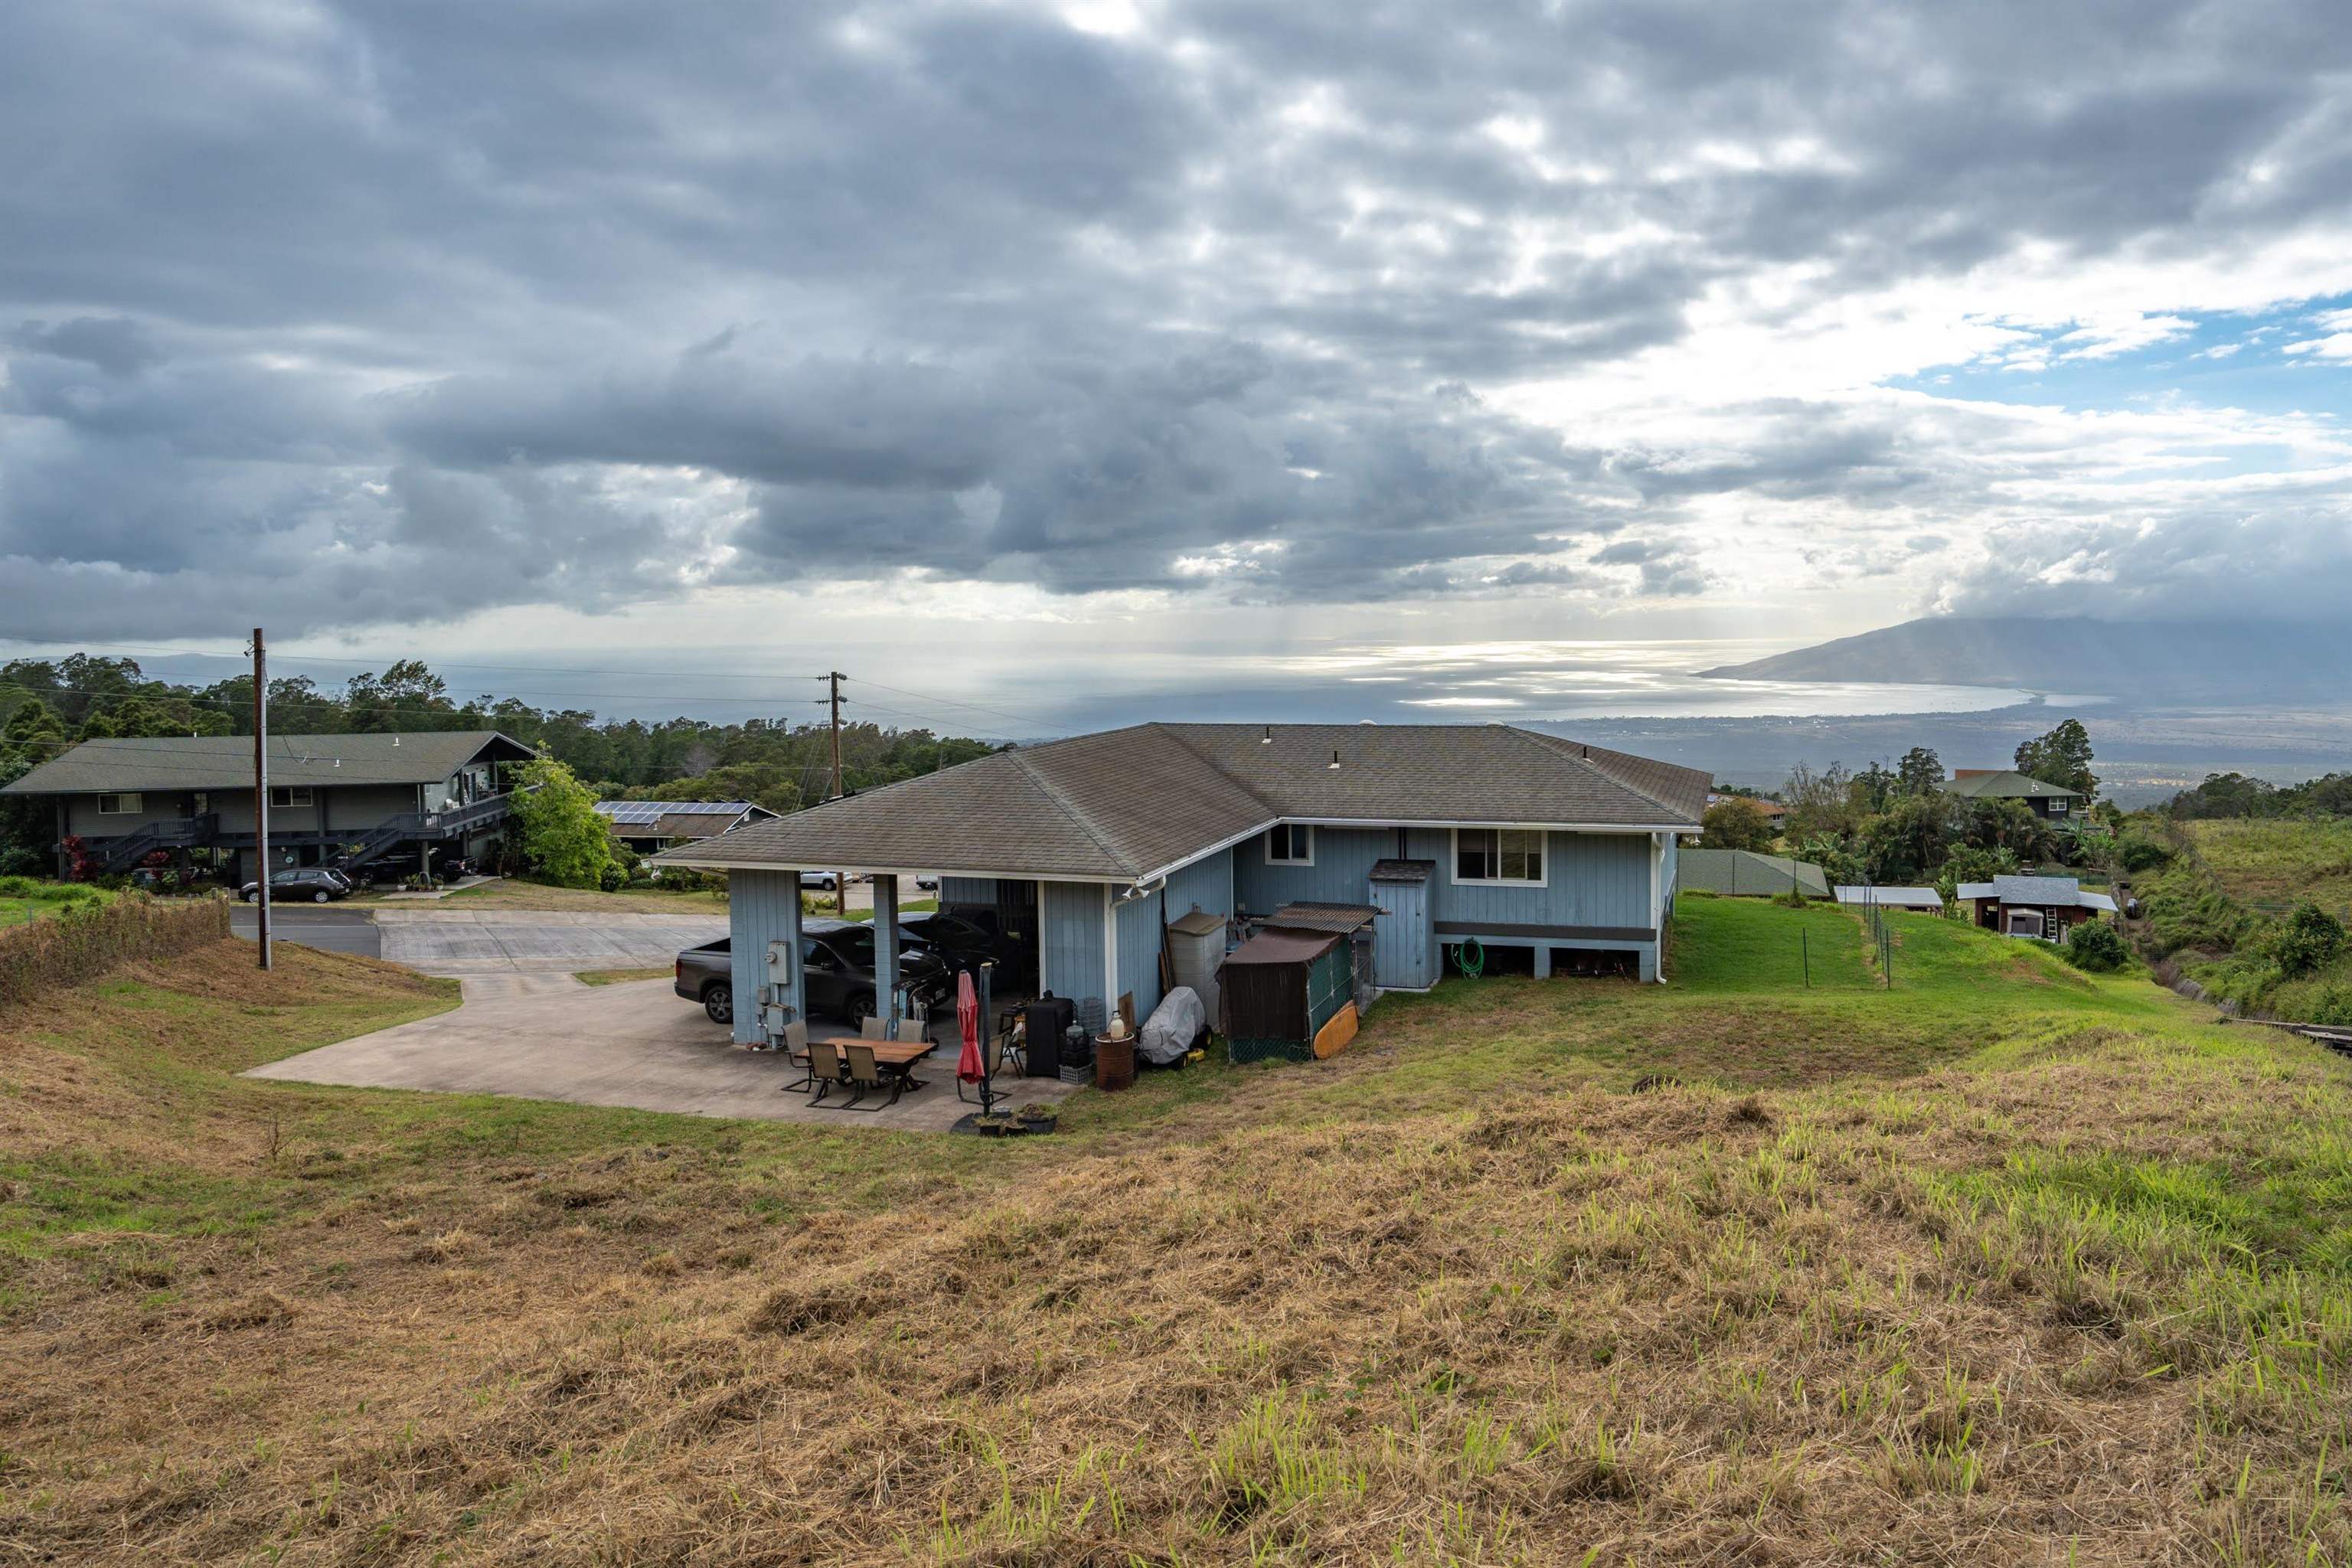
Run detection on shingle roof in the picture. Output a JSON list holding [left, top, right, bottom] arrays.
[[655, 722, 1706, 881], [1956, 875, 2112, 911], [0, 730, 533, 795], [1945, 769, 2086, 801]]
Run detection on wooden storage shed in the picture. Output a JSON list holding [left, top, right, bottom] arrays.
[[1220, 926, 1357, 1064]]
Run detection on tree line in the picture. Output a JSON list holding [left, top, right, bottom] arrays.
[[1697, 719, 2106, 894], [0, 653, 1002, 876]]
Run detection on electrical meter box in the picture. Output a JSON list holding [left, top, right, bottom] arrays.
[[764, 939, 793, 988], [762, 1003, 792, 1037]]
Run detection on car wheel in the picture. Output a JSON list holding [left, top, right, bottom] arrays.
[[246, 889, 261, 904], [845, 991, 875, 1027], [703, 985, 733, 1026], [313, 889, 331, 903]]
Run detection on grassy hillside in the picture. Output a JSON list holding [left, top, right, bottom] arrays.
[[4, 903, 2350, 1564], [2185, 818, 2352, 913]]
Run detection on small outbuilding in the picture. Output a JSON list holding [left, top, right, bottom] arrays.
[[1220, 925, 1358, 1065], [1955, 874, 2117, 940]]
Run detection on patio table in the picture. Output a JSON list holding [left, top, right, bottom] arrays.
[[812, 1036, 936, 1091]]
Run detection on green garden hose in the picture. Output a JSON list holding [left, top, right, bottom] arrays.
[[1452, 936, 1485, 977]]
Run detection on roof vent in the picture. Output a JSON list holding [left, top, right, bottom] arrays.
[[1359, 719, 1376, 725], [1261, 725, 1272, 744], [392, 736, 400, 746], [1328, 750, 1341, 770]]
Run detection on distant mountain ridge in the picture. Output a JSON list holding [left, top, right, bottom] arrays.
[[1700, 617, 2352, 704]]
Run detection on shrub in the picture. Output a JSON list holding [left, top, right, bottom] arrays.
[[0, 891, 230, 1004], [2115, 837, 2172, 874], [2062, 920, 2129, 973], [2268, 902, 2347, 979]]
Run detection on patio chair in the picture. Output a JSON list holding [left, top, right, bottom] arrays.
[[776, 1021, 815, 1093], [859, 1015, 890, 1041], [805, 1040, 844, 1106], [823, 1043, 898, 1112]]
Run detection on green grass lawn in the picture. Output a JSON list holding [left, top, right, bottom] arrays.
[[0, 878, 109, 927]]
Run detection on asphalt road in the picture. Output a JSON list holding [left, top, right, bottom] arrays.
[[230, 906, 382, 959]]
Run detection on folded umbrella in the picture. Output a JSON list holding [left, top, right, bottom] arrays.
[[955, 970, 984, 1083]]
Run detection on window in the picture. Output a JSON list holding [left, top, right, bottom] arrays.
[[270, 786, 313, 808], [2047, 797, 2069, 815], [96, 792, 143, 815], [1455, 828, 1545, 885], [1265, 824, 1314, 865]]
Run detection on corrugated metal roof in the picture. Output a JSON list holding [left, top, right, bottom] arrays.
[[0, 730, 533, 795], [655, 722, 1706, 881], [1267, 901, 1380, 934], [1220, 926, 1343, 967]]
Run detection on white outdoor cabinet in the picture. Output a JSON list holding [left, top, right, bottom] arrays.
[[1164, 908, 1227, 1029]]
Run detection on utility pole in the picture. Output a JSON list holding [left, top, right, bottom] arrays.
[[826, 671, 845, 799], [826, 671, 846, 912], [252, 627, 272, 971]]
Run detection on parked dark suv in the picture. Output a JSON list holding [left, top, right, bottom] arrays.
[[674, 920, 952, 1028], [240, 867, 354, 904]]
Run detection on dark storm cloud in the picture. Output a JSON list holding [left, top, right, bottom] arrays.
[[2, 0, 2350, 638]]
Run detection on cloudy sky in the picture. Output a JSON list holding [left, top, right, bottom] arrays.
[[4, 0, 2350, 723]]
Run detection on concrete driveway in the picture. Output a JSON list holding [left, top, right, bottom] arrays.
[[244, 973, 1076, 1129], [232, 908, 726, 976]]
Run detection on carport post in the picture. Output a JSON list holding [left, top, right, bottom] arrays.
[[874, 873, 900, 1037]]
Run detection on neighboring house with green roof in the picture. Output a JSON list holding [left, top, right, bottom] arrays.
[[1943, 768, 2089, 825], [0, 730, 535, 881]]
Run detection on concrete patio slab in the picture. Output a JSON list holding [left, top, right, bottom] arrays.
[[370, 909, 727, 975], [243, 974, 1078, 1129]]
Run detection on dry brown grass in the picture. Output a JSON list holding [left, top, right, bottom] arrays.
[[3, 929, 2350, 1565]]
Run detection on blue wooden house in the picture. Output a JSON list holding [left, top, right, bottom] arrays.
[[654, 722, 1706, 1046]]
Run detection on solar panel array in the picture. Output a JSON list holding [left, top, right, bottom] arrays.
[[593, 799, 758, 824]]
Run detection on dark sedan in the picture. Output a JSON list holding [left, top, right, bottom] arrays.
[[674, 920, 952, 1029], [240, 867, 354, 904]]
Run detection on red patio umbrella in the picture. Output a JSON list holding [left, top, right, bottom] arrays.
[[955, 971, 984, 1085]]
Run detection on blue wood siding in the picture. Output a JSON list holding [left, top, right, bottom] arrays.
[[1402, 828, 1653, 930], [1238, 827, 1655, 933], [726, 869, 804, 1045], [1114, 886, 1165, 1018], [1233, 827, 1394, 913], [939, 875, 995, 906], [1039, 880, 1106, 1004], [1162, 847, 1234, 920]]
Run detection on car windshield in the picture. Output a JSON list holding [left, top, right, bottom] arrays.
[[828, 928, 876, 969]]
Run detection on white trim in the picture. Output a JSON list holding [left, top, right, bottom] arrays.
[[668, 817, 1700, 882], [1649, 832, 1665, 983], [1263, 823, 1315, 867], [1449, 826, 1550, 888], [1102, 883, 1117, 1008]]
